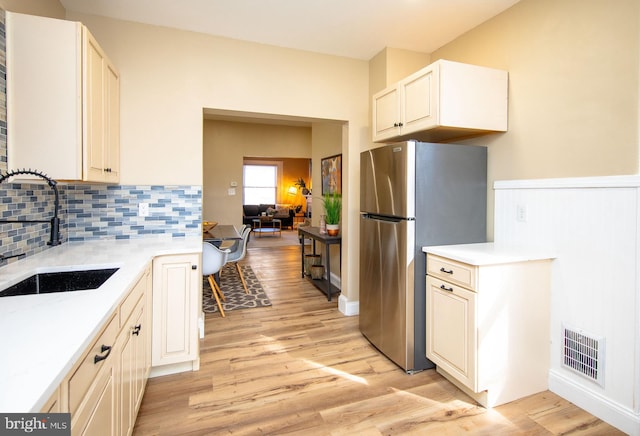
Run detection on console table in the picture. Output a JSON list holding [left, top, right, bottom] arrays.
[[298, 226, 341, 301]]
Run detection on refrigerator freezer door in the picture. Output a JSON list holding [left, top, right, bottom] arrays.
[[359, 215, 414, 370], [360, 142, 415, 219]]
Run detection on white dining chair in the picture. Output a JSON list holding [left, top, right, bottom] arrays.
[[202, 242, 230, 317], [225, 226, 252, 294], [218, 224, 250, 250]]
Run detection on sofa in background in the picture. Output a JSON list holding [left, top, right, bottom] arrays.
[[242, 204, 295, 229]]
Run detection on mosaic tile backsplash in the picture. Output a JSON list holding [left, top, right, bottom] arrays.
[[0, 183, 202, 261], [0, 9, 202, 265]]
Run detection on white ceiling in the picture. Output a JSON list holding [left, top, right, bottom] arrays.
[[59, 0, 520, 60]]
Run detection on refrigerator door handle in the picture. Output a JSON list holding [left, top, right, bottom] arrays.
[[361, 213, 409, 223]]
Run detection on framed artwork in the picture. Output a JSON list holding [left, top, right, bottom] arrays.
[[321, 154, 342, 195]]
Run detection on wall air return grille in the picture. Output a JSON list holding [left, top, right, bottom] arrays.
[[562, 325, 605, 387]]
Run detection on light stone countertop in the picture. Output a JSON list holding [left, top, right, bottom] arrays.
[[422, 242, 556, 266], [0, 236, 202, 413]]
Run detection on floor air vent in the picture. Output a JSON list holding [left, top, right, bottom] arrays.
[[562, 325, 605, 387]]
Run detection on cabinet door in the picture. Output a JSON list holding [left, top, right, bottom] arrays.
[[73, 365, 116, 436], [104, 60, 120, 183], [401, 66, 437, 134], [40, 388, 61, 413], [6, 12, 83, 180], [133, 302, 147, 414], [118, 317, 135, 436], [119, 299, 145, 436], [152, 254, 200, 366], [372, 86, 401, 142], [426, 276, 476, 390], [83, 28, 106, 182]]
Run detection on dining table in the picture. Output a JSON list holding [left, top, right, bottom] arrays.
[[203, 224, 241, 246]]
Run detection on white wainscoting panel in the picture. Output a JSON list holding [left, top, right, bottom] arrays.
[[494, 176, 640, 435]]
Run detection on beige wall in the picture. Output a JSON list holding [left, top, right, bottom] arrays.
[[19, 0, 637, 303], [429, 0, 640, 237], [65, 12, 370, 187], [61, 12, 368, 303], [369, 47, 430, 95], [311, 122, 345, 287], [0, 0, 64, 18], [202, 120, 311, 227]]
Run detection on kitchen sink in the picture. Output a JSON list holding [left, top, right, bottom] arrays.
[[0, 268, 119, 297]]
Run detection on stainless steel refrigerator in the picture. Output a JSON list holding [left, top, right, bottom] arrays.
[[359, 141, 487, 372]]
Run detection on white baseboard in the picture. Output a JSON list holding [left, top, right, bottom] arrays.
[[338, 294, 359, 316], [149, 359, 199, 378], [549, 370, 640, 435]]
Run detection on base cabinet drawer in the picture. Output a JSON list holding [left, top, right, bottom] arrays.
[[68, 314, 118, 418]]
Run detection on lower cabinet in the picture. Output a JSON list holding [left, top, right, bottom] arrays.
[[426, 276, 476, 389], [425, 251, 552, 408], [117, 266, 151, 436], [151, 253, 201, 374], [68, 314, 119, 435], [39, 251, 201, 432], [49, 264, 152, 436], [76, 364, 116, 436]]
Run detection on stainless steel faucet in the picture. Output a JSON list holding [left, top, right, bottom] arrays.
[[0, 169, 62, 246]]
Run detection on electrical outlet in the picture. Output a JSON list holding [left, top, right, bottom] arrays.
[[516, 204, 527, 222], [138, 202, 149, 217]]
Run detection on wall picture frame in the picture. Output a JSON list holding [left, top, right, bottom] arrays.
[[321, 154, 342, 195]]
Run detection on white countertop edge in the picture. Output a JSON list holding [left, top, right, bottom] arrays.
[[422, 242, 556, 266], [0, 235, 203, 412]]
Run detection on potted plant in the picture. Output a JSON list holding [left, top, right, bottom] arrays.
[[322, 192, 342, 236], [295, 178, 310, 195]]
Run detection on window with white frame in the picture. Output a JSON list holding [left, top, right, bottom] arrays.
[[243, 164, 277, 205]]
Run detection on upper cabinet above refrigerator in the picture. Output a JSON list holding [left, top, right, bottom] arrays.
[[372, 60, 508, 143], [6, 12, 120, 183]]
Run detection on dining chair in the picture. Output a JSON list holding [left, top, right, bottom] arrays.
[[225, 226, 252, 294], [202, 242, 230, 317], [218, 224, 250, 250]]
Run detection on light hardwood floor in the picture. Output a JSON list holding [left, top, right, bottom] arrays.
[[134, 244, 623, 435]]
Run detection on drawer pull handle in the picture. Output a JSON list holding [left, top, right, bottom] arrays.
[[439, 267, 454, 274], [191, 265, 197, 270], [440, 284, 454, 292], [132, 324, 142, 336], [94, 344, 112, 364]]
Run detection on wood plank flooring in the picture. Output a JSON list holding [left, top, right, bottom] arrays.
[[134, 242, 623, 435]]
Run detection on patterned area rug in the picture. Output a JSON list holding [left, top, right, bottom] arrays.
[[203, 263, 272, 313]]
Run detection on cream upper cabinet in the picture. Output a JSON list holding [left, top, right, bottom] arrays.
[[152, 253, 201, 374], [372, 60, 508, 143], [6, 12, 120, 183], [425, 251, 552, 408]]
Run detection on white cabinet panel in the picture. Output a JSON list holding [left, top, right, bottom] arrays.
[[152, 253, 200, 369], [6, 12, 120, 183], [372, 60, 507, 143]]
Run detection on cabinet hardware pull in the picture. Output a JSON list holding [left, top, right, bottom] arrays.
[[94, 344, 112, 364], [440, 267, 454, 274], [398, 122, 403, 127], [191, 265, 197, 270], [132, 324, 141, 336], [440, 284, 454, 292]]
